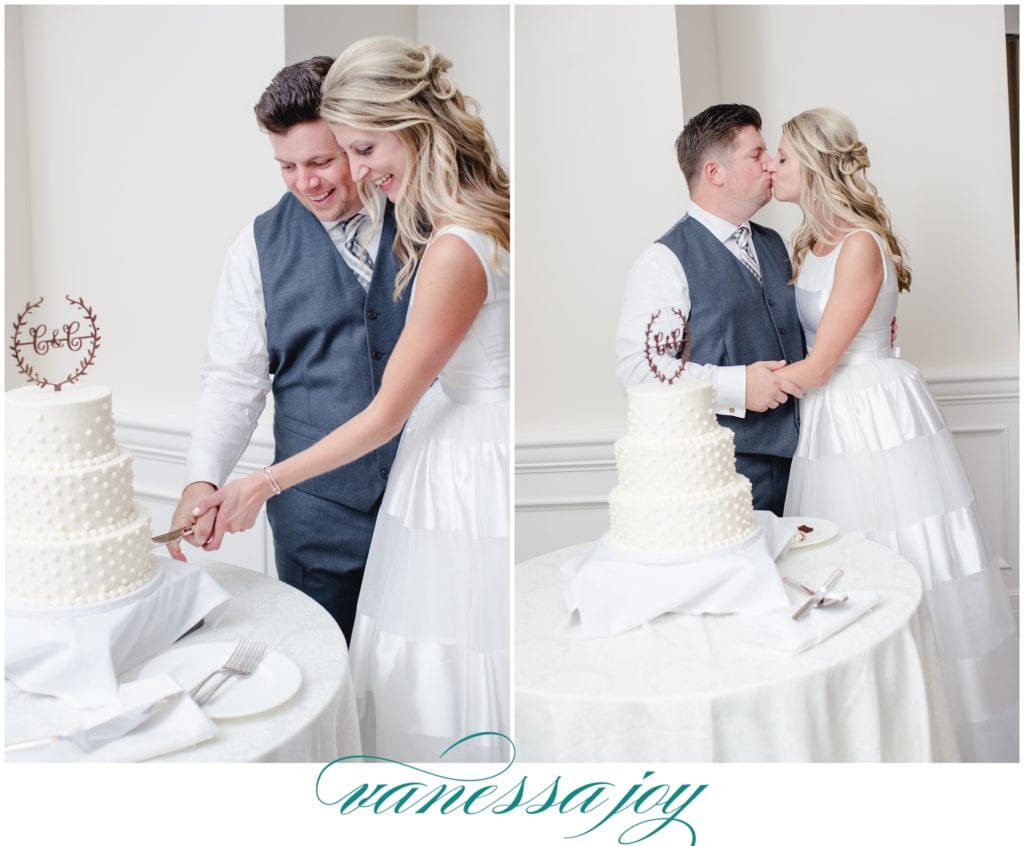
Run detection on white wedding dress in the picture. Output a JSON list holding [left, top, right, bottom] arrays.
[[784, 230, 1019, 762], [348, 225, 510, 763]]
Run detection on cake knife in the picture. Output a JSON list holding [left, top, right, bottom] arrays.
[[151, 525, 195, 545]]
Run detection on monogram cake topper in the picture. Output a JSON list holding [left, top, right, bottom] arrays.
[[9, 295, 102, 391], [644, 308, 691, 384]]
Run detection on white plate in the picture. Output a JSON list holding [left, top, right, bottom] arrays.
[[784, 517, 839, 549], [138, 642, 301, 719]]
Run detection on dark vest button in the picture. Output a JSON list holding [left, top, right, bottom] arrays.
[[768, 298, 776, 306], [778, 327, 786, 334], [367, 310, 379, 320], [372, 351, 383, 361], [381, 467, 390, 480]]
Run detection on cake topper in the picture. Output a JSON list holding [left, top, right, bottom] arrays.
[[9, 295, 101, 391], [644, 308, 691, 384]]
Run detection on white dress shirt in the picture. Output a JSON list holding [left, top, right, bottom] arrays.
[[185, 209, 383, 488], [614, 203, 767, 418]]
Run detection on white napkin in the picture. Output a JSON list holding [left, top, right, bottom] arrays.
[[753, 510, 798, 560], [564, 530, 790, 639], [5, 674, 217, 762], [5, 559, 231, 708], [754, 590, 881, 654]]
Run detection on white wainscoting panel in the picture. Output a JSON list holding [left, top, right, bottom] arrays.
[[515, 433, 617, 564], [116, 411, 277, 576], [115, 367, 1019, 623], [515, 368, 1019, 622]]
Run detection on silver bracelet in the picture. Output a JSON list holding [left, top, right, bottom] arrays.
[[262, 466, 282, 496]]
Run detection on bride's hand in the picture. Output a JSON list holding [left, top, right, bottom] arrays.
[[192, 473, 273, 548]]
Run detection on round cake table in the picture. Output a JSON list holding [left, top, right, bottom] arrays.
[[5, 559, 360, 763], [515, 533, 959, 762]]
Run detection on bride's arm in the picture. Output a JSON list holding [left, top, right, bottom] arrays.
[[775, 231, 884, 389], [194, 233, 488, 545]]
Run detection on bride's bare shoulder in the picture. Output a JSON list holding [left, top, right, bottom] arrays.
[[836, 230, 883, 286]]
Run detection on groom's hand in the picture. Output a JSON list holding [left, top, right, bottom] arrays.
[[166, 481, 219, 560], [745, 360, 801, 412]]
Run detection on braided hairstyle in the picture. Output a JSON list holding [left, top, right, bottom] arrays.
[[783, 107, 911, 292], [320, 37, 509, 299]]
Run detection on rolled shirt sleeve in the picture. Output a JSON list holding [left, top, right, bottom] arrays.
[[184, 222, 272, 488], [615, 242, 747, 417]]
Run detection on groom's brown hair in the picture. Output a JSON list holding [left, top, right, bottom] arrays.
[[676, 103, 762, 191], [254, 56, 335, 135]]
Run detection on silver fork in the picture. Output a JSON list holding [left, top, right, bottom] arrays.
[[187, 640, 251, 699], [189, 640, 267, 706]]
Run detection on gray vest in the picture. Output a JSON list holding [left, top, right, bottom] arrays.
[[255, 194, 408, 511], [656, 215, 803, 459]]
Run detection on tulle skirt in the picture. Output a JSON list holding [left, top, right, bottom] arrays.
[[349, 381, 510, 763], [785, 357, 1019, 762]]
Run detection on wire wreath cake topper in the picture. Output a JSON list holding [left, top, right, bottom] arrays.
[[644, 307, 691, 384], [9, 295, 102, 391]]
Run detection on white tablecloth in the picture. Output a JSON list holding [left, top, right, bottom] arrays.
[[515, 533, 959, 762], [6, 559, 360, 763]]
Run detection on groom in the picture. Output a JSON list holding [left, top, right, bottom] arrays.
[[616, 103, 804, 515], [166, 57, 408, 641]]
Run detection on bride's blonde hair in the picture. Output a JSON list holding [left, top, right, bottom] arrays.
[[320, 36, 510, 299], [783, 107, 911, 292]]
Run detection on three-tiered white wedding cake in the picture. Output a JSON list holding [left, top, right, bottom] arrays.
[[608, 380, 757, 557], [5, 385, 157, 608]]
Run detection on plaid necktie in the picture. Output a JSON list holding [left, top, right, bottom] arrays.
[[731, 225, 762, 282], [339, 213, 375, 289]]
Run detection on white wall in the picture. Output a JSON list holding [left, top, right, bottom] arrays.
[[5, 5, 285, 570], [722, 4, 1018, 374], [284, 5, 508, 164], [515, 4, 686, 437], [8, 3, 509, 569], [517, 3, 1017, 438], [514, 5, 1018, 614], [7, 4, 510, 419], [284, 4, 417, 62], [7, 5, 511, 572], [417, 5, 511, 167], [675, 5, 720, 118], [5, 6, 37, 389], [13, 5, 285, 414]]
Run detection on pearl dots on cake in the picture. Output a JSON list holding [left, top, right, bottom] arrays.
[[5, 386, 157, 608], [610, 382, 756, 556]]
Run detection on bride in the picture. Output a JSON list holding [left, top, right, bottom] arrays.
[[767, 107, 1018, 762], [194, 36, 510, 763]]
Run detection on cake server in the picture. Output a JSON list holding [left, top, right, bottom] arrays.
[[5, 691, 183, 754], [151, 525, 195, 545], [783, 576, 849, 607], [791, 569, 844, 621]]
